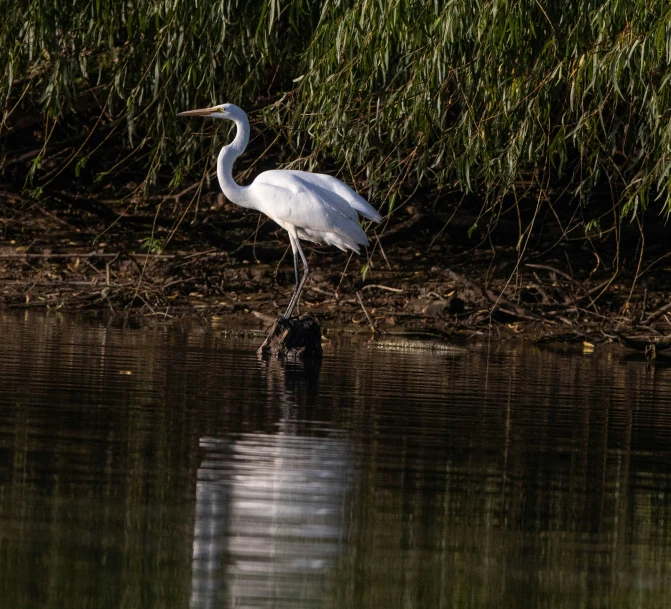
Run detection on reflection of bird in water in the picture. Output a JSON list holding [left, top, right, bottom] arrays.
[[258, 351, 322, 428], [190, 436, 351, 609], [189, 357, 350, 609], [178, 104, 382, 318]]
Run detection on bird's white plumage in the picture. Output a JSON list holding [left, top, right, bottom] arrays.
[[256, 169, 382, 222], [178, 103, 382, 318], [250, 170, 376, 253]]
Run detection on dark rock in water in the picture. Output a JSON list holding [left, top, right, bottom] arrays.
[[258, 315, 323, 359]]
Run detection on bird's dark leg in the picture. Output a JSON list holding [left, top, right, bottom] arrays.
[[292, 241, 301, 294], [283, 234, 309, 319], [283, 234, 299, 318]]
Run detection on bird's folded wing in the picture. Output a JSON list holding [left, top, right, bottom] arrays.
[[285, 170, 382, 222], [251, 173, 368, 243], [255, 170, 382, 222]]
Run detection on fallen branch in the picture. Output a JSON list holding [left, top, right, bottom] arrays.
[[643, 302, 671, 325]]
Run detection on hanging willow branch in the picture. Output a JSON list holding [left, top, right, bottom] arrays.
[[1, 0, 671, 219]]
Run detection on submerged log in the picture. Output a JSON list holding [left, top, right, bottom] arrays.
[[615, 333, 671, 362], [257, 315, 323, 359]]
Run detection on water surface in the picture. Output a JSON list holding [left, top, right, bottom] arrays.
[[1, 311, 671, 608]]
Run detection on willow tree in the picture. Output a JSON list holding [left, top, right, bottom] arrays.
[[2, 0, 671, 221]]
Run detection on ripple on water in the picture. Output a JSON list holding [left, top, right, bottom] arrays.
[[1, 311, 671, 609]]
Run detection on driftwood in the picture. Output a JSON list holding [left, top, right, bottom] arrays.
[[615, 333, 671, 361], [258, 315, 323, 359]]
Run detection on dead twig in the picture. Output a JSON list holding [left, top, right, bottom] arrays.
[[361, 284, 404, 293], [356, 291, 377, 335], [252, 310, 277, 324], [82, 258, 105, 279], [640, 288, 648, 323], [531, 272, 557, 304], [525, 263, 577, 284], [105, 253, 120, 286]]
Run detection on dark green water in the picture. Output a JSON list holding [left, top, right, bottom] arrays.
[[1, 311, 671, 609]]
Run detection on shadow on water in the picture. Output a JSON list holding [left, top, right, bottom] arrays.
[[1, 310, 671, 608]]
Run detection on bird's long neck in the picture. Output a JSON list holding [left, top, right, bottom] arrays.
[[217, 115, 254, 208]]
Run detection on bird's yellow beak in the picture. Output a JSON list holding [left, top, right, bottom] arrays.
[[177, 106, 219, 117]]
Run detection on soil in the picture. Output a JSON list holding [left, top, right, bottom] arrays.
[[2, 188, 671, 352]]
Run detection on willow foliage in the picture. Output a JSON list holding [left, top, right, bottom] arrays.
[[3, 0, 671, 216]]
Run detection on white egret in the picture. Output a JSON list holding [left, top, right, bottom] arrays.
[[178, 104, 382, 319]]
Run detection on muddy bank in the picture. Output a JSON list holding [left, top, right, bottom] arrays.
[[2, 190, 671, 348]]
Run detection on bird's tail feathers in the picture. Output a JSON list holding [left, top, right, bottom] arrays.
[[350, 198, 383, 223], [326, 231, 364, 254]]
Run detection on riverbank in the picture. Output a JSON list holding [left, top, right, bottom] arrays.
[[2, 191, 670, 347]]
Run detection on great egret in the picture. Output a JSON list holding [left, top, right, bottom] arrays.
[[178, 104, 382, 319]]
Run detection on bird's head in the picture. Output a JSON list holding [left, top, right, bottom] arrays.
[[177, 103, 243, 120]]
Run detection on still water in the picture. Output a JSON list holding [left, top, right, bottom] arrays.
[[1, 311, 671, 609]]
